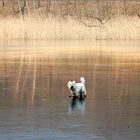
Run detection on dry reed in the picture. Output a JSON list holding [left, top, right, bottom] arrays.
[[0, 16, 139, 40]]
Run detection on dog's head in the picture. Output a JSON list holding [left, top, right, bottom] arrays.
[[67, 81, 76, 91]]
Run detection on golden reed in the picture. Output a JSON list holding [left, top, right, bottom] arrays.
[[0, 16, 139, 40]]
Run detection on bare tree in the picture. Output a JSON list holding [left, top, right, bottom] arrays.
[[47, 0, 51, 12], [1, 0, 4, 6], [11, 0, 16, 13], [95, 0, 115, 20], [123, 0, 127, 15], [65, 0, 70, 15], [58, 0, 63, 16], [36, 0, 40, 8], [74, 0, 77, 12], [18, 0, 27, 16]]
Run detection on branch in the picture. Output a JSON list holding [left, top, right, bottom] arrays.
[[79, 17, 103, 28], [79, 20, 101, 28]]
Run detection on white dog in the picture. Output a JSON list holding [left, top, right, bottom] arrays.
[[67, 77, 86, 99]]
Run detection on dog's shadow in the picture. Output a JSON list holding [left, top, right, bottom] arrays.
[[68, 97, 86, 115]]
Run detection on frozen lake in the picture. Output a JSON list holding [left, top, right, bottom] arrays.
[[0, 41, 140, 140]]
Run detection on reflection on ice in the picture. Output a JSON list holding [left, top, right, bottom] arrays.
[[68, 98, 86, 115]]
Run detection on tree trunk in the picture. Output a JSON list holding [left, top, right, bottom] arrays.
[[47, 0, 51, 12], [124, 0, 127, 15], [18, 0, 26, 16], [1, 0, 4, 6], [65, 0, 70, 15], [22, 0, 26, 15], [36, 0, 40, 8]]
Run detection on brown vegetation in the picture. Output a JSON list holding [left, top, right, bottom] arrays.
[[0, 0, 139, 40], [0, 15, 139, 40], [0, 0, 140, 19]]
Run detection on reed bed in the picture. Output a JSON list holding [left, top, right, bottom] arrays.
[[0, 16, 139, 40]]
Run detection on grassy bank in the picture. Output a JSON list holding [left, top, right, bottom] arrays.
[[0, 16, 140, 40]]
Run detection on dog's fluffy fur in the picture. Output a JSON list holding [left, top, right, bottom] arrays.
[[67, 77, 86, 99]]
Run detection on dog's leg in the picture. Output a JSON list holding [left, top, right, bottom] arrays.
[[80, 91, 86, 99], [69, 91, 75, 97]]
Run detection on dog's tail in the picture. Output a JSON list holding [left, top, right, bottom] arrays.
[[80, 77, 85, 85]]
